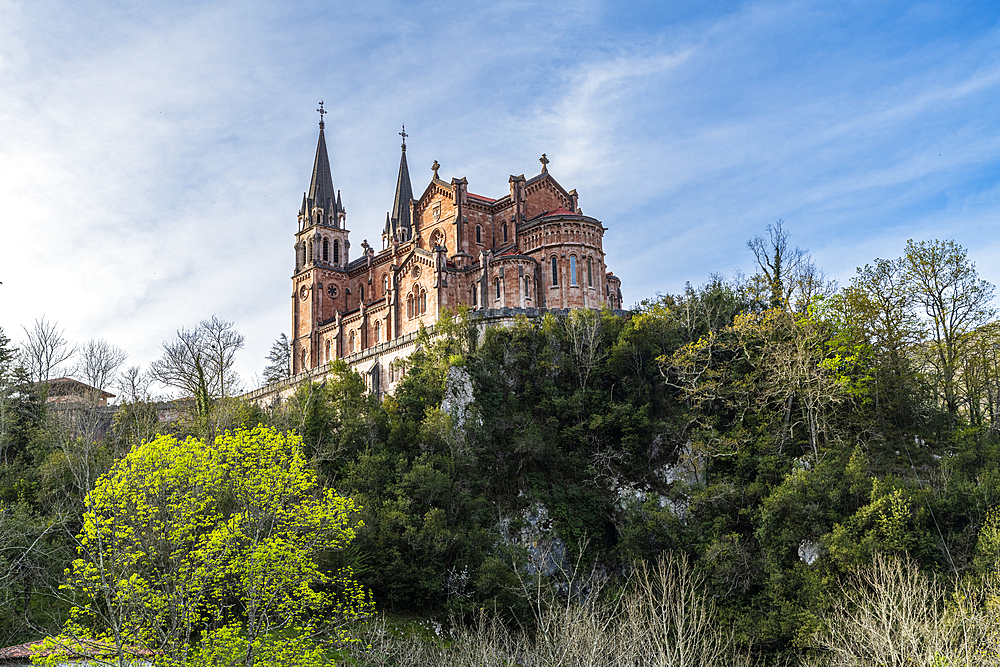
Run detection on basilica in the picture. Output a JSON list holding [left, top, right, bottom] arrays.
[[284, 110, 624, 395]]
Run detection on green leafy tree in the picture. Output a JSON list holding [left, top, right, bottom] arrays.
[[902, 239, 996, 417], [57, 425, 371, 667]]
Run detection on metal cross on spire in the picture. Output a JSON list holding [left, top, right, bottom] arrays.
[[539, 153, 550, 173], [399, 124, 408, 151], [317, 101, 327, 129]]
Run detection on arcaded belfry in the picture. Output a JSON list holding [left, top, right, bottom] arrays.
[[288, 106, 624, 395]]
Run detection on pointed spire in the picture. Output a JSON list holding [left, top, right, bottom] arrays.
[[306, 103, 336, 222], [336, 189, 343, 213], [390, 127, 414, 234]]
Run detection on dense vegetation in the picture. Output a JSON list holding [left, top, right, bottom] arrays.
[[4, 233, 1000, 665]]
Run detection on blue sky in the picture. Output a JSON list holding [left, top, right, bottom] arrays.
[[2, 0, 999, 394]]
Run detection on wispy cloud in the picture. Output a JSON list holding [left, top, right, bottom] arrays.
[[2, 0, 999, 390]]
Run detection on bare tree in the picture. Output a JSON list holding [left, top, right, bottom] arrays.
[[747, 220, 806, 310], [149, 316, 244, 415], [74, 339, 128, 398], [263, 333, 291, 384], [19, 316, 75, 383], [116, 365, 152, 404], [565, 310, 604, 392], [199, 315, 245, 398]]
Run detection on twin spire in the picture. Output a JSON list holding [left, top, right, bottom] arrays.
[[300, 101, 342, 222]]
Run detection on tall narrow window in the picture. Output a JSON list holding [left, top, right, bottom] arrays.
[[472, 284, 478, 306], [476, 225, 482, 244], [323, 238, 329, 263], [570, 256, 577, 286], [348, 331, 355, 354], [587, 257, 593, 287], [407, 294, 414, 319], [308, 241, 314, 263], [333, 239, 340, 265], [503, 222, 508, 243], [360, 286, 365, 303], [420, 290, 427, 314], [375, 320, 381, 343], [383, 275, 389, 295], [325, 340, 331, 361], [551, 257, 558, 285]]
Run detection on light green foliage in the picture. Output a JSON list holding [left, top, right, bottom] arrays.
[[59, 425, 371, 666], [825, 478, 928, 569]]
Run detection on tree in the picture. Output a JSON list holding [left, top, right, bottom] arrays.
[[746, 220, 836, 312], [73, 339, 127, 399], [19, 316, 74, 383], [902, 239, 996, 416], [747, 220, 806, 310], [59, 426, 371, 667], [149, 316, 245, 415], [263, 334, 291, 384], [828, 257, 925, 420]]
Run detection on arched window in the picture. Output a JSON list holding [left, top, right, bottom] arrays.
[[494, 277, 501, 300], [348, 330, 355, 354], [587, 257, 593, 287], [360, 285, 365, 303], [375, 320, 381, 343], [407, 294, 414, 319], [308, 241, 314, 263], [383, 275, 389, 295], [551, 256, 558, 285], [476, 225, 482, 244], [420, 289, 427, 314], [323, 238, 329, 263], [333, 239, 340, 265], [472, 284, 478, 306], [300, 348, 306, 370], [525, 275, 531, 299], [570, 256, 577, 286], [325, 339, 331, 362], [502, 222, 508, 243]]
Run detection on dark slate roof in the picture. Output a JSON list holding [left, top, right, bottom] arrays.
[[303, 127, 336, 215], [390, 146, 414, 234]]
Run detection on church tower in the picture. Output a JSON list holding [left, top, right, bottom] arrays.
[[382, 127, 415, 248], [291, 103, 350, 374]]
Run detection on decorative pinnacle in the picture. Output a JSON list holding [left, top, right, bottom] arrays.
[[432, 160, 440, 179], [539, 153, 550, 173], [399, 124, 408, 151], [317, 101, 327, 129]]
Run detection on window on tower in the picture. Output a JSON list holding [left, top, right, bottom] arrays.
[[503, 222, 508, 243], [570, 256, 577, 286], [494, 277, 501, 300], [587, 257, 593, 287], [323, 238, 329, 263], [333, 239, 340, 265], [476, 225, 482, 244], [551, 256, 558, 285]]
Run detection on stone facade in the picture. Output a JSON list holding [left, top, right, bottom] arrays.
[[281, 116, 625, 400]]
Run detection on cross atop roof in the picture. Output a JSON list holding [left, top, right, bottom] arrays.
[[316, 101, 327, 129], [399, 124, 408, 151], [539, 153, 550, 173]]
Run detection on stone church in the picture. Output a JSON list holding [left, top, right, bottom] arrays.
[[273, 111, 623, 397]]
